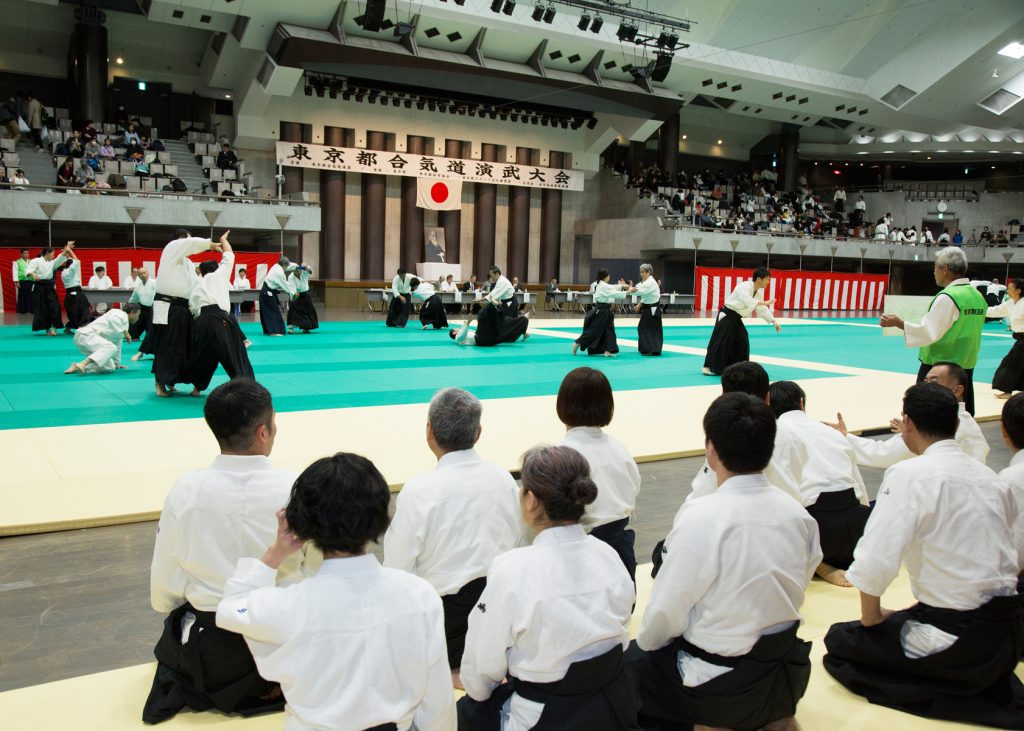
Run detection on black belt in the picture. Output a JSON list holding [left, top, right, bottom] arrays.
[[593, 302, 612, 309], [199, 304, 226, 316], [155, 293, 188, 306], [807, 487, 860, 513], [35, 278, 56, 287]]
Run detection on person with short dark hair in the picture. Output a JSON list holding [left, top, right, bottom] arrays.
[[216, 143, 238, 171], [216, 452, 456, 730], [628, 263, 663, 355], [459, 445, 638, 729], [483, 265, 516, 318], [823, 382, 1023, 727], [410, 276, 449, 330], [63, 303, 141, 375], [769, 380, 871, 587], [573, 268, 628, 357], [285, 263, 318, 334], [151, 229, 228, 396], [15, 247, 34, 314], [59, 245, 93, 333], [384, 388, 522, 687], [386, 267, 414, 328], [702, 267, 781, 376], [145, 378, 308, 723], [259, 255, 295, 336], [997, 394, 1024, 589], [628, 392, 820, 731], [26, 242, 71, 335], [556, 368, 641, 582], [987, 278, 1024, 398]]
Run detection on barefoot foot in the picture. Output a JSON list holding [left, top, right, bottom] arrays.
[[816, 564, 853, 587], [155, 383, 171, 398], [572, 343, 579, 355]]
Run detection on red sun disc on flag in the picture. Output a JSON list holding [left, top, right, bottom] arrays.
[[430, 182, 449, 203]]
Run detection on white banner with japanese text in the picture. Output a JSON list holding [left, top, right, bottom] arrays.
[[275, 142, 583, 191]]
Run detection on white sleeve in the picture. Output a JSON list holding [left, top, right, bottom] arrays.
[[686, 462, 717, 503], [766, 436, 809, 506], [165, 237, 212, 264], [987, 301, 1011, 318], [845, 470, 919, 597], [412, 594, 459, 731], [459, 564, 517, 701], [391, 275, 403, 296], [904, 295, 958, 348], [129, 283, 141, 303], [846, 432, 911, 469], [216, 558, 293, 647], [149, 503, 188, 613], [959, 417, 990, 464], [381, 491, 422, 574], [217, 252, 235, 284]]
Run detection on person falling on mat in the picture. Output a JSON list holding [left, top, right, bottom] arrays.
[[64, 303, 141, 375], [450, 301, 529, 347]]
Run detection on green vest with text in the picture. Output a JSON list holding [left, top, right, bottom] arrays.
[[918, 283, 986, 368]]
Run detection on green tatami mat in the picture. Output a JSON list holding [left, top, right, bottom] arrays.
[[0, 321, 842, 430]]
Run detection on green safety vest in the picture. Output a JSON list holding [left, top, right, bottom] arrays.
[[918, 282, 987, 369], [16, 258, 28, 281]]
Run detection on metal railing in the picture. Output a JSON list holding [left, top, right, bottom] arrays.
[[0, 182, 319, 207]]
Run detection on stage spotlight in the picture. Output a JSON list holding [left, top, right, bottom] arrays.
[[304, 84, 312, 96], [502, 0, 515, 15], [415, 100, 425, 110], [342, 91, 352, 101], [543, 4, 555, 22], [587, 117, 597, 129], [394, 22, 413, 37], [578, 13, 590, 30], [531, 3, 544, 21], [616, 21, 637, 42], [490, 0, 502, 11], [650, 52, 673, 82], [590, 15, 603, 32], [531, 116, 539, 124], [328, 84, 338, 99]]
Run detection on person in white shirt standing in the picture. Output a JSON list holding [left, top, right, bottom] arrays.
[[59, 246, 93, 333], [259, 256, 295, 336], [26, 242, 71, 335], [129, 267, 157, 360], [151, 228, 228, 397], [484, 265, 516, 319], [987, 277, 1024, 398], [573, 268, 628, 357], [628, 392, 820, 731], [458, 445, 638, 730], [823, 383, 1022, 727], [769, 380, 871, 587], [996, 394, 1024, 590], [144, 378, 307, 724], [628, 263, 663, 356], [217, 452, 456, 731], [63, 303, 141, 374], [702, 267, 781, 376], [285, 263, 317, 334], [384, 387, 522, 686], [556, 368, 641, 582], [183, 241, 254, 396], [386, 267, 414, 328]]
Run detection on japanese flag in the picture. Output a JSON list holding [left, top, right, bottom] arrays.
[[416, 178, 462, 210]]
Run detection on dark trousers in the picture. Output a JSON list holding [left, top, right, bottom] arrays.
[[17, 279, 34, 313], [703, 308, 748, 374], [637, 304, 663, 355], [576, 303, 619, 355], [590, 518, 637, 585], [184, 306, 255, 392], [386, 294, 411, 328], [151, 296, 193, 387], [917, 361, 974, 415], [442, 577, 487, 670], [805, 488, 872, 570], [993, 333, 1024, 394], [259, 285, 286, 335], [31, 279, 62, 331]]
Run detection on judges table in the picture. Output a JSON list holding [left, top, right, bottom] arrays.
[[548, 291, 696, 313], [363, 289, 533, 313], [82, 288, 265, 307]]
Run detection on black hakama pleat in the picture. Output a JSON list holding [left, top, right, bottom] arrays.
[[575, 303, 619, 355], [637, 303, 663, 355], [259, 284, 286, 335], [131, 303, 152, 340], [63, 286, 93, 330], [17, 279, 34, 314], [589, 518, 637, 585], [627, 624, 811, 731], [823, 595, 1024, 729], [184, 306, 255, 392], [992, 334, 1024, 393], [805, 488, 872, 570], [918, 361, 975, 416], [474, 304, 528, 346], [31, 279, 63, 331], [703, 307, 748, 374], [441, 576, 486, 670], [151, 297, 193, 387], [499, 297, 519, 319], [142, 603, 284, 724], [457, 645, 639, 731], [286, 291, 319, 331], [385, 293, 411, 328], [137, 304, 158, 355], [419, 294, 449, 329]]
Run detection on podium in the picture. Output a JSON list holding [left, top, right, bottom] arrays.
[[416, 262, 462, 281]]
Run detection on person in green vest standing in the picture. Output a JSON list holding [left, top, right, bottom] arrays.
[[16, 247, 34, 314], [880, 247, 986, 415]]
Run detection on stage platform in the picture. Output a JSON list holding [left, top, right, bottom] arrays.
[[0, 315, 1014, 535]]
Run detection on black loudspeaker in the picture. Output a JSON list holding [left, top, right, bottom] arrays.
[[650, 53, 673, 83], [362, 0, 387, 31]]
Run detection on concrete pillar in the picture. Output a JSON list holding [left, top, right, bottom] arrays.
[[506, 146, 532, 282], [657, 113, 679, 179], [319, 126, 346, 279], [440, 139, 463, 264], [778, 123, 800, 193], [360, 130, 387, 280], [472, 143, 498, 279], [69, 19, 107, 124], [539, 151, 564, 283], [400, 136, 427, 270], [279, 121, 304, 195]]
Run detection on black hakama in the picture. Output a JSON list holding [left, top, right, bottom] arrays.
[[627, 624, 811, 731], [918, 361, 975, 416], [31, 279, 63, 332], [823, 594, 1024, 729], [151, 295, 193, 388], [703, 307, 748, 374], [130, 303, 153, 341], [575, 303, 619, 355], [259, 284, 286, 335], [441, 576, 486, 670], [184, 305, 255, 392], [457, 645, 639, 731], [589, 518, 637, 585], [419, 294, 449, 330], [286, 291, 319, 332], [63, 286, 93, 330], [499, 297, 519, 319], [992, 333, 1024, 394], [637, 303, 663, 356], [142, 602, 284, 724], [474, 304, 528, 346], [17, 279, 34, 314], [805, 488, 872, 570], [385, 293, 412, 328]]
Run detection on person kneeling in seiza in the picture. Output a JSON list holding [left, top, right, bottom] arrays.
[[64, 303, 141, 374], [217, 452, 456, 731], [823, 382, 1024, 728], [627, 392, 821, 731], [458, 445, 638, 730]]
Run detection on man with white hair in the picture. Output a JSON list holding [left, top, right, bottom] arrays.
[[880, 247, 986, 415], [628, 263, 662, 356]]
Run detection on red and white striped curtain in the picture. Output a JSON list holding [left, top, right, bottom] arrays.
[[695, 267, 889, 312]]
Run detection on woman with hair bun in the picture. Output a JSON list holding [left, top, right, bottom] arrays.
[[458, 445, 638, 730]]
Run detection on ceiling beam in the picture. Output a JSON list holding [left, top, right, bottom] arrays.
[[467, 28, 486, 68], [527, 40, 548, 78], [582, 50, 604, 87]]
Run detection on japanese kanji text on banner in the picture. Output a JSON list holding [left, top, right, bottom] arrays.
[[275, 142, 583, 192]]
